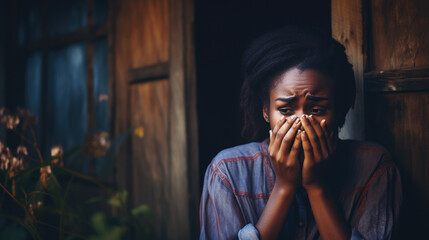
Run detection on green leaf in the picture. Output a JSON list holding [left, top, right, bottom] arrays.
[[131, 204, 151, 217], [89, 212, 127, 240], [107, 197, 121, 208], [91, 212, 106, 233], [107, 190, 127, 208]]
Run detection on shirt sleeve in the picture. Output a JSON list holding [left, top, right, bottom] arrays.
[[200, 163, 254, 240], [352, 162, 402, 240]]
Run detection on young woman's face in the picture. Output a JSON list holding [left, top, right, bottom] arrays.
[[263, 67, 336, 132]]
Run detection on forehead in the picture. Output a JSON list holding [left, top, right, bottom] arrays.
[[271, 68, 333, 97]]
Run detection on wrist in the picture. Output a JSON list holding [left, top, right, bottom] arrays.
[[272, 182, 298, 197], [305, 185, 327, 197]]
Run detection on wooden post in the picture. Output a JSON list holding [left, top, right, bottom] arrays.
[[331, 0, 365, 140], [168, 0, 198, 238]]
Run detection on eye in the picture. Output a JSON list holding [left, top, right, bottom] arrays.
[[279, 108, 294, 115], [310, 108, 326, 116]]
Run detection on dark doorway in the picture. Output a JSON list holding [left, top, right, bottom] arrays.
[[195, 1, 332, 186]]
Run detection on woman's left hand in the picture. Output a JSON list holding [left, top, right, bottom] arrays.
[[300, 115, 334, 190]]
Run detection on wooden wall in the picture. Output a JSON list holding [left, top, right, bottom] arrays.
[[112, 0, 198, 239], [365, 1, 429, 238], [333, 0, 429, 238]]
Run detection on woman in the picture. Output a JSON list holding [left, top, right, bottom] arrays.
[[199, 27, 402, 240]]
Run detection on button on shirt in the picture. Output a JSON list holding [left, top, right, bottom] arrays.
[[199, 139, 402, 239]]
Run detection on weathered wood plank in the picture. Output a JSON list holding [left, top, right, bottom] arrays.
[[365, 67, 429, 80], [128, 62, 169, 84], [183, 0, 200, 239], [331, 0, 365, 140], [370, 0, 429, 70], [113, 0, 172, 239], [130, 80, 170, 238], [168, 0, 191, 238], [365, 92, 429, 238], [365, 67, 429, 92]]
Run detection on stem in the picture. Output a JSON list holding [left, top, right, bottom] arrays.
[[57, 167, 113, 194], [0, 182, 24, 208], [0, 173, 9, 207], [0, 214, 42, 240], [11, 129, 33, 146], [29, 126, 44, 163], [59, 175, 74, 240]]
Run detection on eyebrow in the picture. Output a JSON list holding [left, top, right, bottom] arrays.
[[275, 95, 329, 102], [306, 95, 329, 101], [275, 97, 296, 102]]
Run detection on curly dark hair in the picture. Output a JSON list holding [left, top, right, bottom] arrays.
[[240, 26, 356, 141]]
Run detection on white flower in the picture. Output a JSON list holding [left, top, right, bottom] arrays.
[[17, 145, 28, 156], [51, 146, 63, 157]]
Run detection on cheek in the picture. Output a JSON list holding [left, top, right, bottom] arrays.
[[268, 106, 283, 130]]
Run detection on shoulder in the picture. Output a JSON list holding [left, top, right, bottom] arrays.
[[339, 139, 393, 165], [205, 141, 270, 191], [211, 142, 264, 164], [335, 140, 397, 188]]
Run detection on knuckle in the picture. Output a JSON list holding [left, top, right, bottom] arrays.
[[292, 144, 300, 151], [282, 137, 291, 144], [276, 131, 284, 137], [285, 162, 295, 168]]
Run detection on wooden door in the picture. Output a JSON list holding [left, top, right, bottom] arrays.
[[332, 0, 429, 238], [111, 0, 199, 239]]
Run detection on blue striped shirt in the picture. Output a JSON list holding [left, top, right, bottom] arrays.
[[200, 139, 402, 239]]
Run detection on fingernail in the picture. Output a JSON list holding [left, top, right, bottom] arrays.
[[301, 115, 307, 123], [295, 118, 301, 125], [280, 115, 285, 120], [321, 119, 326, 127], [291, 115, 297, 120], [269, 130, 272, 137], [309, 115, 314, 121]]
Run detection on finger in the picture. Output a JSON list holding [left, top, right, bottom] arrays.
[[272, 115, 297, 156], [288, 129, 302, 165], [308, 116, 329, 159], [279, 117, 301, 155], [300, 115, 323, 162], [321, 119, 333, 153], [269, 115, 287, 153], [301, 131, 314, 165]]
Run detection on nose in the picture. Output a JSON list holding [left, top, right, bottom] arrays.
[[294, 110, 305, 119], [291, 111, 306, 131]]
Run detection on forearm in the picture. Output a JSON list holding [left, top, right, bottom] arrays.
[[256, 184, 296, 240], [307, 187, 351, 240]]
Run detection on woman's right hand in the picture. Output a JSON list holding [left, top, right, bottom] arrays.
[[268, 115, 302, 191], [257, 115, 303, 240]]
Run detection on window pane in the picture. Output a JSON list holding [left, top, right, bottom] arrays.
[[93, 37, 109, 133], [94, 0, 108, 24], [47, 0, 87, 37], [18, 0, 42, 45], [25, 52, 43, 137], [46, 43, 88, 157]]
